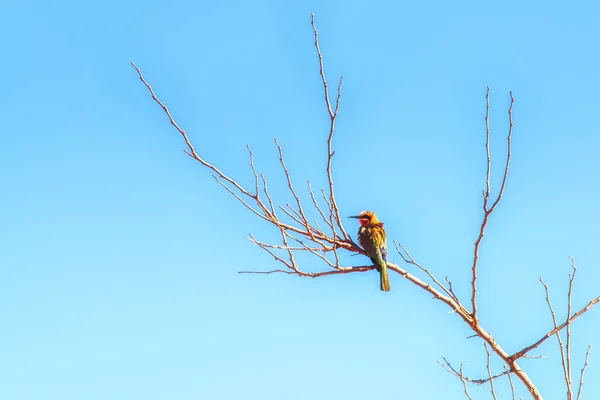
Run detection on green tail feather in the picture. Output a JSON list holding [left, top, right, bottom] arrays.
[[380, 262, 391, 292]]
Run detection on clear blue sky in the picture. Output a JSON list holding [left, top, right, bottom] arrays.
[[1, 0, 599, 399]]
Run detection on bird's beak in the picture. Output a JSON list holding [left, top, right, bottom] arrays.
[[347, 215, 360, 219]]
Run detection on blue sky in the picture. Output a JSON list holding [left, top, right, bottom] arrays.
[[1, 0, 599, 399]]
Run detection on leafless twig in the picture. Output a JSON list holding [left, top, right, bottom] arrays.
[[540, 276, 571, 399], [576, 345, 592, 400], [512, 295, 600, 360], [437, 359, 474, 400], [504, 365, 516, 400], [132, 15, 600, 400], [471, 88, 514, 324], [484, 343, 498, 400]]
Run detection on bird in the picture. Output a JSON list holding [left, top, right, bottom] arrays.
[[348, 211, 391, 292]]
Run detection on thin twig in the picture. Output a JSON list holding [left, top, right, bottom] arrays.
[[471, 89, 514, 324], [504, 365, 516, 400], [540, 277, 571, 399], [437, 360, 474, 400], [394, 241, 459, 305], [566, 257, 577, 395], [438, 357, 509, 385], [484, 343, 498, 399], [576, 345, 592, 400], [133, 32, 555, 400], [239, 265, 373, 277], [311, 14, 348, 241], [307, 180, 334, 230], [512, 295, 600, 360], [274, 139, 315, 239]]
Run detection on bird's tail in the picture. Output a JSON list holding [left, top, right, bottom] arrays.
[[380, 262, 391, 292]]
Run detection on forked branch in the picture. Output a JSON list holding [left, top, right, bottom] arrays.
[[471, 87, 514, 324], [132, 14, 598, 400]]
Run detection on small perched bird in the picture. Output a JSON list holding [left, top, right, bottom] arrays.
[[348, 211, 391, 292]]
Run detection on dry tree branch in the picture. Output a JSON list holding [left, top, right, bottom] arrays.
[[576, 345, 592, 400], [484, 343, 498, 400], [512, 296, 600, 360], [132, 56, 543, 400], [471, 87, 514, 324], [566, 258, 577, 393], [132, 15, 600, 400], [504, 365, 517, 400], [307, 180, 334, 231], [523, 260, 599, 400], [438, 357, 510, 386], [540, 276, 571, 399], [311, 13, 348, 242], [133, 56, 545, 400], [394, 240, 462, 307], [239, 265, 373, 277], [437, 359, 474, 400]]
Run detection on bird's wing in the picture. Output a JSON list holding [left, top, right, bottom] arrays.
[[380, 244, 387, 262], [378, 224, 388, 262]]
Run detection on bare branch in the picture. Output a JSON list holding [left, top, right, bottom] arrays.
[[471, 89, 514, 324], [273, 139, 314, 234], [512, 295, 600, 360], [504, 365, 516, 400], [445, 276, 461, 306], [576, 345, 592, 400], [131, 62, 258, 200], [307, 180, 334, 231], [212, 176, 269, 221], [484, 87, 492, 202], [437, 359, 474, 400], [438, 356, 509, 386], [540, 277, 571, 399], [489, 90, 514, 212], [394, 241, 460, 305], [457, 363, 474, 400], [239, 265, 373, 277], [133, 20, 596, 400], [566, 257, 577, 394], [484, 343, 498, 400], [311, 14, 349, 241], [246, 235, 329, 253]]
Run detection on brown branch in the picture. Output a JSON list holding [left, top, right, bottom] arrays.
[[394, 241, 461, 307], [541, 276, 571, 399], [445, 276, 461, 307], [133, 22, 557, 400], [286, 235, 337, 269], [246, 235, 330, 253], [437, 359, 474, 400], [511, 295, 600, 361], [471, 89, 514, 324], [484, 343, 498, 400], [566, 258, 577, 395], [131, 62, 258, 201], [576, 345, 592, 400], [239, 266, 373, 277], [489, 90, 514, 212], [504, 365, 516, 400], [307, 180, 334, 231], [133, 62, 350, 249], [439, 356, 510, 386], [273, 139, 314, 238], [311, 13, 348, 242], [458, 363, 474, 400], [212, 175, 268, 221]]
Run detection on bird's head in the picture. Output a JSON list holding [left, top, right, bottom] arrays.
[[348, 210, 380, 226]]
